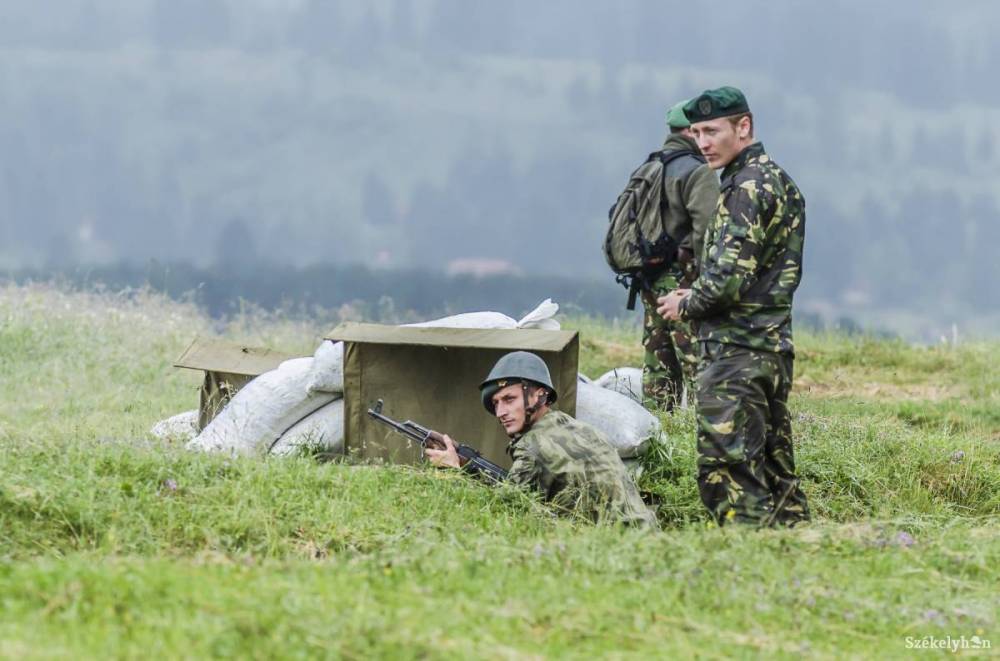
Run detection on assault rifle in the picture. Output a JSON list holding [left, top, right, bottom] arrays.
[[367, 399, 508, 483]]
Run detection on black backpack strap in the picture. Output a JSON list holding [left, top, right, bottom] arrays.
[[657, 148, 705, 171], [646, 149, 698, 270], [611, 149, 707, 311]]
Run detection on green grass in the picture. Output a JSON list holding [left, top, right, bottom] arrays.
[[1, 284, 998, 658]]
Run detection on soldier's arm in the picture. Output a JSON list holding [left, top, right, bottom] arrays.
[[506, 443, 542, 490], [682, 164, 721, 259], [680, 178, 772, 320]]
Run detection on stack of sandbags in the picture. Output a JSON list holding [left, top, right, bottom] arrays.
[[150, 410, 200, 443], [594, 365, 689, 409], [407, 298, 560, 330], [185, 357, 338, 456], [305, 299, 561, 394], [179, 299, 562, 457], [576, 379, 661, 459], [269, 398, 345, 457], [594, 367, 644, 405]]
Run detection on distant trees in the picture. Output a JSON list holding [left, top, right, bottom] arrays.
[[0, 0, 998, 329], [8, 262, 630, 321]]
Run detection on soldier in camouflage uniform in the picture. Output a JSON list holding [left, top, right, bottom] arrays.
[[426, 351, 658, 528], [658, 87, 810, 527], [641, 100, 720, 412]]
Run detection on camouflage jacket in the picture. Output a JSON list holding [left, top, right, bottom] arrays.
[[660, 133, 721, 265], [507, 410, 658, 528], [680, 143, 805, 354]]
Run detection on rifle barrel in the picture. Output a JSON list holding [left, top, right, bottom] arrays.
[[368, 408, 427, 445]]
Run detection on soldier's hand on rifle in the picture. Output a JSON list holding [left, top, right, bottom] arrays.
[[425, 434, 461, 469], [657, 289, 690, 321]]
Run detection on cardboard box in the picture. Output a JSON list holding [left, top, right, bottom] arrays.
[[174, 336, 300, 430], [326, 323, 579, 469]]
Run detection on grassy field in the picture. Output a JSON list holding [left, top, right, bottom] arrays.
[[1, 284, 998, 659]]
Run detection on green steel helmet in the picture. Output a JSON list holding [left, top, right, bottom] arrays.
[[479, 351, 557, 414], [665, 99, 692, 129]]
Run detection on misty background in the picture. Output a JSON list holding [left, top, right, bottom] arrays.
[[1, 0, 998, 339]]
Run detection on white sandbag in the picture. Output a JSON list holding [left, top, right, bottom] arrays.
[[307, 299, 562, 394], [405, 311, 517, 329], [150, 410, 199, 443], [187, 357, 336, 456], [405, 298, 559, 330], [269, 399, 344, 457], [515, 298, 561, 330], [595, 367, 644, 405], [305, 339, 344, 394], [575, 380, 660, 459]]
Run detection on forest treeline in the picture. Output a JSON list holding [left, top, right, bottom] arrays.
[[1, 1, 998, 337], [8, 261, 871, 336]]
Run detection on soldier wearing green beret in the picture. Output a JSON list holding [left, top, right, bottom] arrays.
[[658, 86, 810, 527], [426, 351, 658, 528], [639, 99, 721, 413]]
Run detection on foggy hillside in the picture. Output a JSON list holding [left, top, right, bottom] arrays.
[[1, 0, 998, 337]]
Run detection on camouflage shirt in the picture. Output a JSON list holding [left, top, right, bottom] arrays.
[[680, 142, 805, 354], [506, 410, 658, 528]]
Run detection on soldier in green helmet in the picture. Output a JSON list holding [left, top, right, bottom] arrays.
[[425, 351, 658, 528], [658, 86, 810, 527], [640, 99, 720, 412]]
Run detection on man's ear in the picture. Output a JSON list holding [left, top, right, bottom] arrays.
[[535, 387, 549, 406], [739, 116, 752, 140]]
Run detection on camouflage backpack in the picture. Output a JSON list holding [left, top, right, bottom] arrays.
[[603, 148, 704, 309]]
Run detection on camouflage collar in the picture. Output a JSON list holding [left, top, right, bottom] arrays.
[[505, 408, 558, 455], [721, 142, 766, 185]]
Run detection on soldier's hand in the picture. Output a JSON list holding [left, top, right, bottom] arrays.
[[425, 434, 461, 469], [657, 289, 690, 321]]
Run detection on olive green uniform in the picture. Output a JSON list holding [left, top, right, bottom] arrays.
[[641, 133, 720, 411], [507, 410, 658, 528]]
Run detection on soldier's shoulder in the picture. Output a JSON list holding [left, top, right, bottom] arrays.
[[756, 157, 804, 205], [735, 155, 775, 184], [547, 409, 595, 431], [734, 156, 795, 204], [551, 412, 615, 450], [752, 152, 798, 184], [527, 411, 599, 443], [543, 409, 576, 427], [664, 152, 706, 180], [569, 416, 609, 442], [729, 167, 770, 203]]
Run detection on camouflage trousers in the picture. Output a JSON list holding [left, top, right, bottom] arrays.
[[640, 271, 699, 412], [695, 342, 810, 527]]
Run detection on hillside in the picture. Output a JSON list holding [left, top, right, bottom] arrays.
[[3, 1, 1000, 338], [0, 284, 997, 658]]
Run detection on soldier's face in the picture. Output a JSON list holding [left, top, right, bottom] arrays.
[[691, 117, 749, 169], [491, 383, 536, 435]]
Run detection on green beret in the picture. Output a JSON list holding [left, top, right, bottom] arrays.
[[665, 100, 691, 129], [683, 86, 750, 123]]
